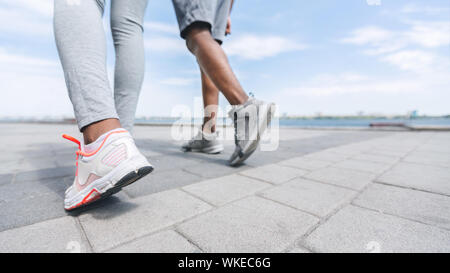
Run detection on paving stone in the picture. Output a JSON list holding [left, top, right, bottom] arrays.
[[354, 183, 450, 229], [0, 174, 13, 186], [183, 174, 271, 206], [304, 205, 450, 253], [79, 189, 212, 252], [416, 143, 450, 154], [0, 217, 89, 253], [20, 157, 59, 172], [0, 159, 23, 175], [377, 162, 450, 196], [288, 247, 311, 253], [150, 154, 204, 172], [239, 164, 307, 184], [183, 161, 253, 179], [137, 147, 163, 158], [177, 196, 319, 252], [0, 176, 70, 203], [324, 146, 365, 156], [332, 159, 392, 175], [107, 230, 200, 253], [304, 167, 376, 190], [366, 148, 410, 158], [124, 168, 202, 198], [350, 153, 399, 164], [260, 178, 357, 217], [278, 157, 331, 171], [14, 166, 75, 183], [0, 193, 66, 232], [54, 153, 77, 167], [303, 151, 350, 162], [403, 152, 450, 168], [243, 151, 288, 167]]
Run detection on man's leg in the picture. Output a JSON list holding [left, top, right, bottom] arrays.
[[185, 24, 274, 166], [181, 66, 224, 154], [185, 24, 249, 106], [111, 0, 149, 133], [54, 0, 120, 144], [200, 67, 220, 134]]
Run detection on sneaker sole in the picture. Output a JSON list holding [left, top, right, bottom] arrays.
[[65, 165, 153, 211], [182, 145, 224, 154]]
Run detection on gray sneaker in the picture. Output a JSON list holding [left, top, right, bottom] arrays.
[[228, 98, 275, 166], [182, 130, 224, 154]]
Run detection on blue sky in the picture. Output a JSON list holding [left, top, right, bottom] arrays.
[[0, 0, 449, 118]]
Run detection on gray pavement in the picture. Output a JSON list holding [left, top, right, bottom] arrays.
[[0, 123, 449, 252]]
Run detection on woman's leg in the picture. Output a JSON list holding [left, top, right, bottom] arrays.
[[110, 0, 149, 133], [54, 0, 120, 143]]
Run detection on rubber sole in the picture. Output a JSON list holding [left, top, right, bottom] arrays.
[[65, 165, 154, 212], [182, 146, 224, 154], [229, 146, 258, 166]]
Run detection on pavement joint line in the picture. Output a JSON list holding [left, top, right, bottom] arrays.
[[295, 175, 364, 192], [350, 203, 450, 232], [348, 155, 401, 165], [236, 170, 308, 186], [282, 238, 315, 253], [179, 187, 219, 208], [276, 162, 327, 172], [0, 214, 69, 234], [92, 188, 218, 252], [399, 158, 450, 169], [180, 167, 208, 179], [296, 180, 377, 252], [372, 180, 450, 198], [173, 229, 205, 253], [99, 226, 179, 253], [73, 217, 94, 253], [255, 193, 321, 219], [325, 162, 391, 175], [296, 143, 414, 243], [273, 162, 315, 173]]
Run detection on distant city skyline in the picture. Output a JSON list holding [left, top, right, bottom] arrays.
[[0, 0, 449, 119]]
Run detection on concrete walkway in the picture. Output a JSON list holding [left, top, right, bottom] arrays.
[[0, 123, 449, 252]]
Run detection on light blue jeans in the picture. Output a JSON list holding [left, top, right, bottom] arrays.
[[54, 0, 148, 132]]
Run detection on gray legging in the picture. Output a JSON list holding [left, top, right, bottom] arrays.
[[54, 0, 148, 132]]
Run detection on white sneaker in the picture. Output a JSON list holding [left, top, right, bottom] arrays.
[[181, 130, 224, 154], [228, 98, 275, 166], [62, 130, 153, 211]]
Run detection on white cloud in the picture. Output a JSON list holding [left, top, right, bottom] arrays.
[[0, 48, 58, 67], [401, 3, 450, 15], [224, 34, 306, 60], [283, 73, 421, 97], [405, 21, 450, 48], [0, 49, 71, 118], [0, 0, 53, 17], [340, 26, 393, 45], [381, 50, 436, 73], [0, 6, 52, 37], [340, 20, 450, 74], [341, 21, 450, 52]]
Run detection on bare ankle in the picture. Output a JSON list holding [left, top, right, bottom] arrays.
[[82, 118, 121, 144]]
